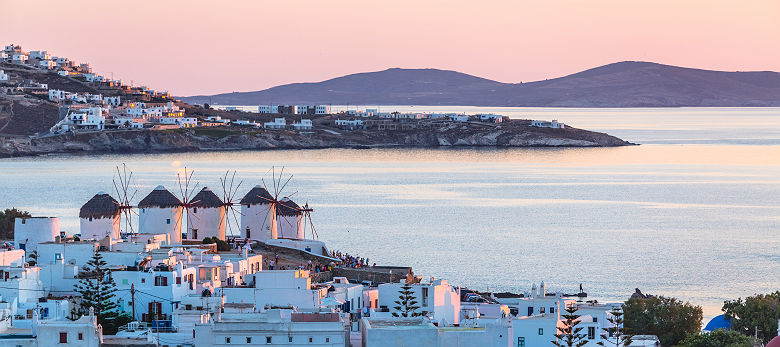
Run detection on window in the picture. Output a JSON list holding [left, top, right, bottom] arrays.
[[550, 307, 555, 314], [88, 217, 93, 221], [193, 207, 197, 213], [246, 228, 251, 238], [265, 336, 271, 343], [422, 287, 428, 306], [538, 328, 543, 335], [193, 229, 198, 239], [59, 332, 67, 343], [588, 327, 595, 339], [540, 307, 545, 314], [517, 337, 525, 347], [288, 336, 293, 342], [527, 307, 534, 316], [176, 277, 181, 285], [246, 337, 252, 343], [225, 337, 231, 343], [326, 337, 330, 342], [78, 333, 83, 340], [166, 218, 171, 224], [593, 317, 598, 323], [309, 337, 313, 343]]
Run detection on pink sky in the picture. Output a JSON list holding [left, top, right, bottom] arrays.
[[2, 0, 778, 96]]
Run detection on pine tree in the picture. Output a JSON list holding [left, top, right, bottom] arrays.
[[392, 283, 422, 317], [73, 251, 129, 334], [597, 307, 632, 346], [552, 303, 587, 347]]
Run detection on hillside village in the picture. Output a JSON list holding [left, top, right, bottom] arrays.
[[0, 165, 665, 347], [0, 43, 618, 159]]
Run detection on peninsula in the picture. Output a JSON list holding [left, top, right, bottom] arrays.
[[0, 44, 631, 158]]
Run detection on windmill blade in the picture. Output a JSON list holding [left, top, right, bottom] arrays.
[[229, 207, 241, 238]]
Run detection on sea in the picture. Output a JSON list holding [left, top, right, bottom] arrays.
[[1, 106, 778, 320]]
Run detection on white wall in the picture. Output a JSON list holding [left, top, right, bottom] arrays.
[[14, 217, 59, 254], [79, 215, 120, 241], [188, 206, 226, 241], [239, 203, 275, 240], [139, 207, 183, 243]]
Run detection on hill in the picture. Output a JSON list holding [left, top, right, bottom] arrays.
[[181, 62, 780, 107]]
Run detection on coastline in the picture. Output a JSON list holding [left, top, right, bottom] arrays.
[[0, 122, 635, 159]]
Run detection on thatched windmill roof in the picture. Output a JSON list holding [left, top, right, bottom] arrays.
[[276, 197, 302, 216], [79, 192, 120, 219], [240, 185, 274, 205], [138, 185, 182, 208], [190, 187, 224, 208]]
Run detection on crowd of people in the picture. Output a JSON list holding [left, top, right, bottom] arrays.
[[331, 250, 372, 268]]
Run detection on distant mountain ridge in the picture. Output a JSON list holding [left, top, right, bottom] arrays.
[[181, 62, 780, 107]]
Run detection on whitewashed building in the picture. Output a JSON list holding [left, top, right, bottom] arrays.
[[264, 117, 287, 130], [531, 119, 565, 128], [276, 197, 303, 239], [377, 279, 460, 326], [79, 192, 121, 241], [334, 119, 363, 130], [187, 187, 226, 241], [239, 185, 276, 240], [219, 270, 327, 310], [0, 70, 9, 82], [291, 119, 312, 131], [14, 217, 59, 254], [361, 316, 512, 347], [138, 185, 184, 243], [194, 309, 347, 347]]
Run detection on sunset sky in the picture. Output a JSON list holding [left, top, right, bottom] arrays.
[[2, 0, 778, 96]]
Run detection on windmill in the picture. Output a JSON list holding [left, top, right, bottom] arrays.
[[257, 166, 298, 239], [218, 170, 244, 238], [112, 163, 139, 238], [173, 167, 201, 239], [300, 201, 318, 240]]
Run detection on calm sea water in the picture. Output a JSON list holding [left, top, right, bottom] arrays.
[[1, 107, 779, 319]]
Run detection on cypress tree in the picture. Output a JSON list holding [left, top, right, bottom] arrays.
[[597, 307, 632, 346], [552, 303, 587, 347], [392, 283, 422, 318]]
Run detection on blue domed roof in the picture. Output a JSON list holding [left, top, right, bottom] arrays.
[[703, 314, 731, 332]]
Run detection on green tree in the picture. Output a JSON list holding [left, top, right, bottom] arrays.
[[623, 296, 702, 346], [552, 304, 587, 347], [597, 307, 632, 347], [392, 283, 421, 317], [73, 251, 131, 334], [722, 291, 780, 343], [677, 329, 754, 347], [0, 208, 31, 239]]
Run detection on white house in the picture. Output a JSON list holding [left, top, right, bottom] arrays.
[[239, 185, 276, 240], [291, 119, 312, 131], [194, 309, 348, 347], [28, 50, 50, 60], [449, 114, 469, 122], [52, 107, 106, 132], [138, 185, 184, 243], [264, 117, 287, 130], [326, 277, 364, 314], [157, 116, 198, 128], [0, 70, 8, 82], [219, 270, 326, 310], [4, 308, 103, 347], [12, 53, 29, 64], [377, 278, 460, 326], [315, 105, 330, 115], [38, 60, 56, 69], [531, 119, 565, 128], [79, 192, 121, 241], [112, 262, 198, 321], [361, 316, 512, 347], [187, 187, 226, 241], [334, 119, 363, 130], [14, 217, 59, 254], [104, 96, 121, 106]]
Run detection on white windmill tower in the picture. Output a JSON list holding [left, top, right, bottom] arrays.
[[79, 192, 121, 241], [138, 185, 183, 243], [276, 197, 304, 239], [239, 184, 276, 241], [186, 187, 225, 241]]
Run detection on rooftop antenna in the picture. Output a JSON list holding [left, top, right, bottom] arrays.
[[112, 163, 139, 238]]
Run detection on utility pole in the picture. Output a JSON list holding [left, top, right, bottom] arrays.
[[130, 283, 135, 321]]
